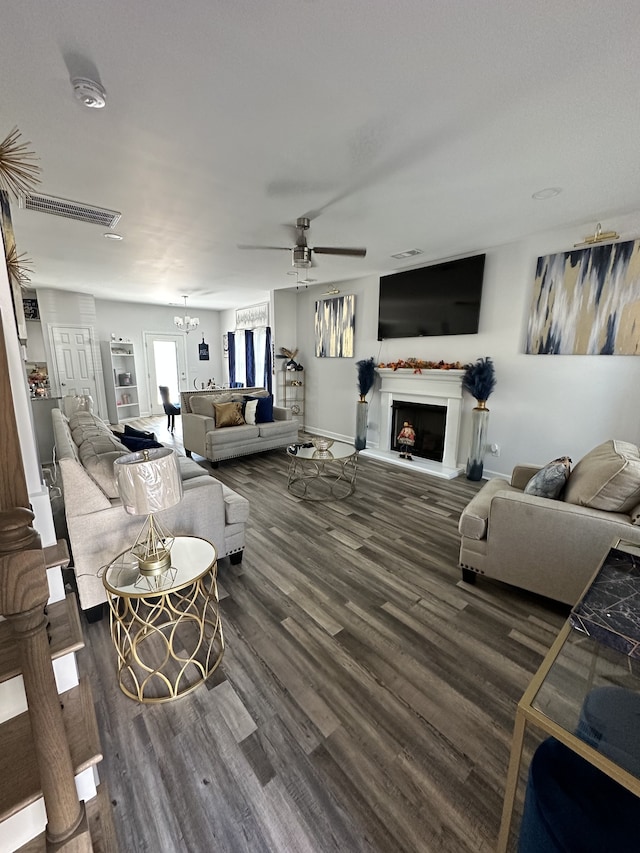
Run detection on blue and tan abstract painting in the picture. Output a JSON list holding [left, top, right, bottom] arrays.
[[315, 294, 355, 357], [526, 239, 640, 354]]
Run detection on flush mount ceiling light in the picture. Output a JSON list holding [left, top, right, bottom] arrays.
[[574, 222, 620, 248], [174, 295, 199, 333], [103, 232, 123, 240], [532, 187, 562, 200], [71, 77, 107, 109]]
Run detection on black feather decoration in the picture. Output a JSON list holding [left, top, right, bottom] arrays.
[[356, 357, 376, 398], [462, 357, 496, 401]]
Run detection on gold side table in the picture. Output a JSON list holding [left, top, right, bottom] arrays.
[[103, 535, 224, 703]]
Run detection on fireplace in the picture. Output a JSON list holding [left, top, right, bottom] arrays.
[[391, 401, 446, 462], [362, 368, 465, 479]]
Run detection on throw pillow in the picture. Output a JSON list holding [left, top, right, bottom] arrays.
[[214, 401, 245, 428], [524, 456, 572, 499], [243, 399, 259, 426], [246, 394, 274, 423], [119, 434, 164, 452], [124, 424, 157, 441], [564, 440, 640, 513], [189, 395, 216, 417]]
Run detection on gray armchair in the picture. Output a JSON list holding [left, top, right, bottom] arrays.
[[458, 441, 640, 604]]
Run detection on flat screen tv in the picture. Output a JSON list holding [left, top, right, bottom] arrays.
[[377, 253, 486, 340]]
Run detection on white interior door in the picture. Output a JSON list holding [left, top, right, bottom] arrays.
[[144, 333, 186, 415], [51, 325, 100, 408]]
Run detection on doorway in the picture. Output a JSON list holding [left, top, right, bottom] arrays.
[[143, 333, 186, 416], [50, 325, 100, 414]]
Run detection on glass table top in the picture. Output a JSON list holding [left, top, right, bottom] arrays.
[[103, 535, 216, 597], [287, 440, 356, 461]]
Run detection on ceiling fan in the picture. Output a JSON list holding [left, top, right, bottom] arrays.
[[238, 217, 366, 269]]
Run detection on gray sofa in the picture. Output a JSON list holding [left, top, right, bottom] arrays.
[[52, 408, 249, 612], [458, 440, 640, 604], [181, 387, 299, 463]]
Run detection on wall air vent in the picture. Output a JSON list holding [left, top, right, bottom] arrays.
[[19, 193, 121, 228]]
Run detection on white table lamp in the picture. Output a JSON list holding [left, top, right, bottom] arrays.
[[114, 448, 183, 578]]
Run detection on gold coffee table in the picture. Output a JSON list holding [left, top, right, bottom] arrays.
[[103, 535, 224, 703], [287, 441, 358, 500]]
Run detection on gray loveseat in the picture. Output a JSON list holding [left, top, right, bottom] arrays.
[[458, 440, 640, 604], [181, 387, 298, 464], [52, 408, 249, 612]]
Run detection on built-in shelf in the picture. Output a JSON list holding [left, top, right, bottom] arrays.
[[101, 340, 141, 424], [279, 365, 304, 429]]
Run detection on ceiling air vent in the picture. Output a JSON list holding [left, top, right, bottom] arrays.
[[19, 193, 121, 228]]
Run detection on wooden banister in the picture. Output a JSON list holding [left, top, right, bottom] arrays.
[[0, 317, 92, 850]]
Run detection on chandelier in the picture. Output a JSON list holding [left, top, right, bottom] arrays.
[[174, 295, 199, 334]]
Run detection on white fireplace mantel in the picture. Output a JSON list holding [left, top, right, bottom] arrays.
[[362, 369, 465, 479]]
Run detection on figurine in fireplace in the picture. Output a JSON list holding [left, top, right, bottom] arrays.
[[397, 421, 416, 460]]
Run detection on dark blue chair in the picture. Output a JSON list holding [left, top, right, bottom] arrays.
[[159, 386, 180, 433]]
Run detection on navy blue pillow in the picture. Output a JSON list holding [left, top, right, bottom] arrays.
[[119, 434, 164, 452], [124, 424, 157, 441], [246, 394, 274, 423]]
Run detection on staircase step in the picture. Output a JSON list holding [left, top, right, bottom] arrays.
[[15, 783, 119, 853], [0, 677, 103, 823], [43, 539, 70, 571], [0, 593, 84, 686]]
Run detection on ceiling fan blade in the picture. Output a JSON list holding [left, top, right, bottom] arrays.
[[237, 244, 292, 251], [312, 246, 367, 258]]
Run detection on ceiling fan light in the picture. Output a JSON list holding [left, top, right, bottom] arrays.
[[293, 246, 311, 268]]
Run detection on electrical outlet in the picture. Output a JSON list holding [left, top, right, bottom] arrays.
[[489, 443, 500, 457]]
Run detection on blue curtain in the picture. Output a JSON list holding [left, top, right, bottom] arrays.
[[264, 326, 272, 393], [245, 330, 255, 387], [227, 331, 236, 386]]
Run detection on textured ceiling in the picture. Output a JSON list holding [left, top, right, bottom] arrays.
[[2, 0, 640, 310]]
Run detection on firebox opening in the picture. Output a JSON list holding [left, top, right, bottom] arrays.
[[391, 401, 446, 462]]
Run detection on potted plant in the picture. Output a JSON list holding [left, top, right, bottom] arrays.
[[462, 357, 496, 481], [355, 357, 376, 450]]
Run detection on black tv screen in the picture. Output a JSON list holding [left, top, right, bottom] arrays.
[[377, 253, 486, 340]]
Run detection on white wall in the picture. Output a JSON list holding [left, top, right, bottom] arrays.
[[94, 299, 223, 413], [0, 228, 54, 543], [292, 213, 640, 478], [272, 290, 298, 404], [24, 319, 47, 362]]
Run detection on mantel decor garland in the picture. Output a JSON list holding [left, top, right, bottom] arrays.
[[378, 359, 465, 372], [355, 357, 376, 450], [462, 357, 496, 481]]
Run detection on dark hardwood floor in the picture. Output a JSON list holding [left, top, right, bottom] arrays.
[[77, 417, 568, 852]]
